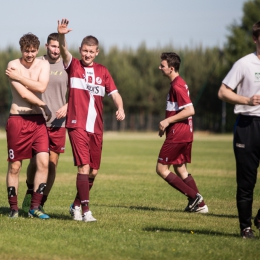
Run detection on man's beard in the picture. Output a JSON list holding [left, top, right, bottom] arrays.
[[47, 50, 60, 62]]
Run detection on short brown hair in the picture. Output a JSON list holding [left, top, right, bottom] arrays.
[[47, 33, 59, 44], [81, 35, 99, 48], [19, 33, 40, 50], [252, 21, 260, 38], [160, 52, 181, 72]]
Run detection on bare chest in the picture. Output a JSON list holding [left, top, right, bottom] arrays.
[[19, 63, 42, 80]]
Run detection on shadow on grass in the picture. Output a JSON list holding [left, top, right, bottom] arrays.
[[142, 226, 240, 238], [0, 206, 71, 220], [95, 203, 238, 219]]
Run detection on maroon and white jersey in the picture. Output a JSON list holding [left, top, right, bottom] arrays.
[[165, 76, 193, 143], [65, 57, 118, 134]]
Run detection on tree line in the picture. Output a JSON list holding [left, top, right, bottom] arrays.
[[0, 0, 259, 132]]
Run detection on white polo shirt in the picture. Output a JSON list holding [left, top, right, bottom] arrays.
[[223, 53, 260, 116]]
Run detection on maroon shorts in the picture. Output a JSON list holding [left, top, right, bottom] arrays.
[[6, 114, 49, 162], [68, 128, 102, 169], [47, 127, 66, 154], [158, 141, 192, 165]]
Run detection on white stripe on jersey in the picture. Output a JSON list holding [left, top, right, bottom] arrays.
[[166, 101, 179, 111], [166, 101, 192, 111], [86, 93, 97, 133], [179, 103, 193, 110], [108, 89, 118, 96], [85, 67, 97, 133], [70, 77, 106, 97]]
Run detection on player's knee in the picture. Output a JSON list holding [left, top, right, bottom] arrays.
[[89, 169, 98, 178], [8, 162, 21, 175], [156, 165, 162, 176]]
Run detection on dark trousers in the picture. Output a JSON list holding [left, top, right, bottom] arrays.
[[234, 115, 260, 230]]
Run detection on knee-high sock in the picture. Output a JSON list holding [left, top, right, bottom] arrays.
[[30, 192, 43, 210], [89, 177, 95, 190], [76, 173, 89, 214], [165, 172, 197, 198], [7, 186, 18, 211], [183, 174, 205, 207], [26, 180, 34, 195]]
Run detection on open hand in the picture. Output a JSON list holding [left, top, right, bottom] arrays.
[[57, 18, 72, 34], [5, 67, 20, 81], [56, 104, 67, 119]]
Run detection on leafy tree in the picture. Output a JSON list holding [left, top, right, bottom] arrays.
[[224, 0, 260, 68]]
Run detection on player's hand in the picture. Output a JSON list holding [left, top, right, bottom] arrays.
[[158, 130, 165, 137], [42, 105, 52, 122], [57, 19, 72, 34], [5, 67, 21, 81], [249, 95, 260, 106], [116, 109, 125, 121], [56, 104, 68, 119], [158, 119, 169, 137]]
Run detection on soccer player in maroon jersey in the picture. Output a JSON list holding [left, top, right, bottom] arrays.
[[57, 18, 125, 222], [156, 52, 208, 213]]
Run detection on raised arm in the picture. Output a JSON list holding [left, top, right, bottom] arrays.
[[5, 60, 50, 93], [57, 18, 72, 68], [110, 92, 125, 121]]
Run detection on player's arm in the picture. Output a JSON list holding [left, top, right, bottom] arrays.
[[158, 105, 194, 137], [8, 80, 51, 121], [218, 83, 260, 106], [159, 105, 194, 132], [110, 92, 125, 121], [5, 60, 50, 93], [57, 18, 72, 68]]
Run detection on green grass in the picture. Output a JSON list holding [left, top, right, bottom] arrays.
[[0, 131, 259, 260]]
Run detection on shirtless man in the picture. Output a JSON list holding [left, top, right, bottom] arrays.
[[5, 33, 51, 219]]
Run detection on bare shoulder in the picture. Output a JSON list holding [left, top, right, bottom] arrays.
[[7, 59, 20, 68], [34, 59, 50, 75], [35, 58, 49, 68]]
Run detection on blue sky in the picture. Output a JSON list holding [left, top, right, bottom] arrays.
[[0, 0, 247, 51]]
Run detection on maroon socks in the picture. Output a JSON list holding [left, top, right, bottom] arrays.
[[165, 172, 197, 199], [183, 174, 205, 207], [76, 173, 89, 213]]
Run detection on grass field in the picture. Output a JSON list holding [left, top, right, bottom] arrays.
[[0, 131, 259, 260]]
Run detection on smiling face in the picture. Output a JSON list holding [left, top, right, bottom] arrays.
[[46, 39, 60, 62], [21, 46, 39, 64], [79, 44, 99, 66]]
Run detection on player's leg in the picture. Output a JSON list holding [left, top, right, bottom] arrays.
[[156, 162, 200, 200], [41, 150, 60, 207], [28, 151, 50, 219], [6, 115, 26, 217], [234, 115, 259, 238], [88, 133, 102, 190], [68, 128, 96, 222], [89, 168, 98, 190], [6, 161, 22, 218], [174, 164, 207, 213], [42, 127, 66, 207], [22, 157, 36, 213], [156, 141, 202, 210]]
